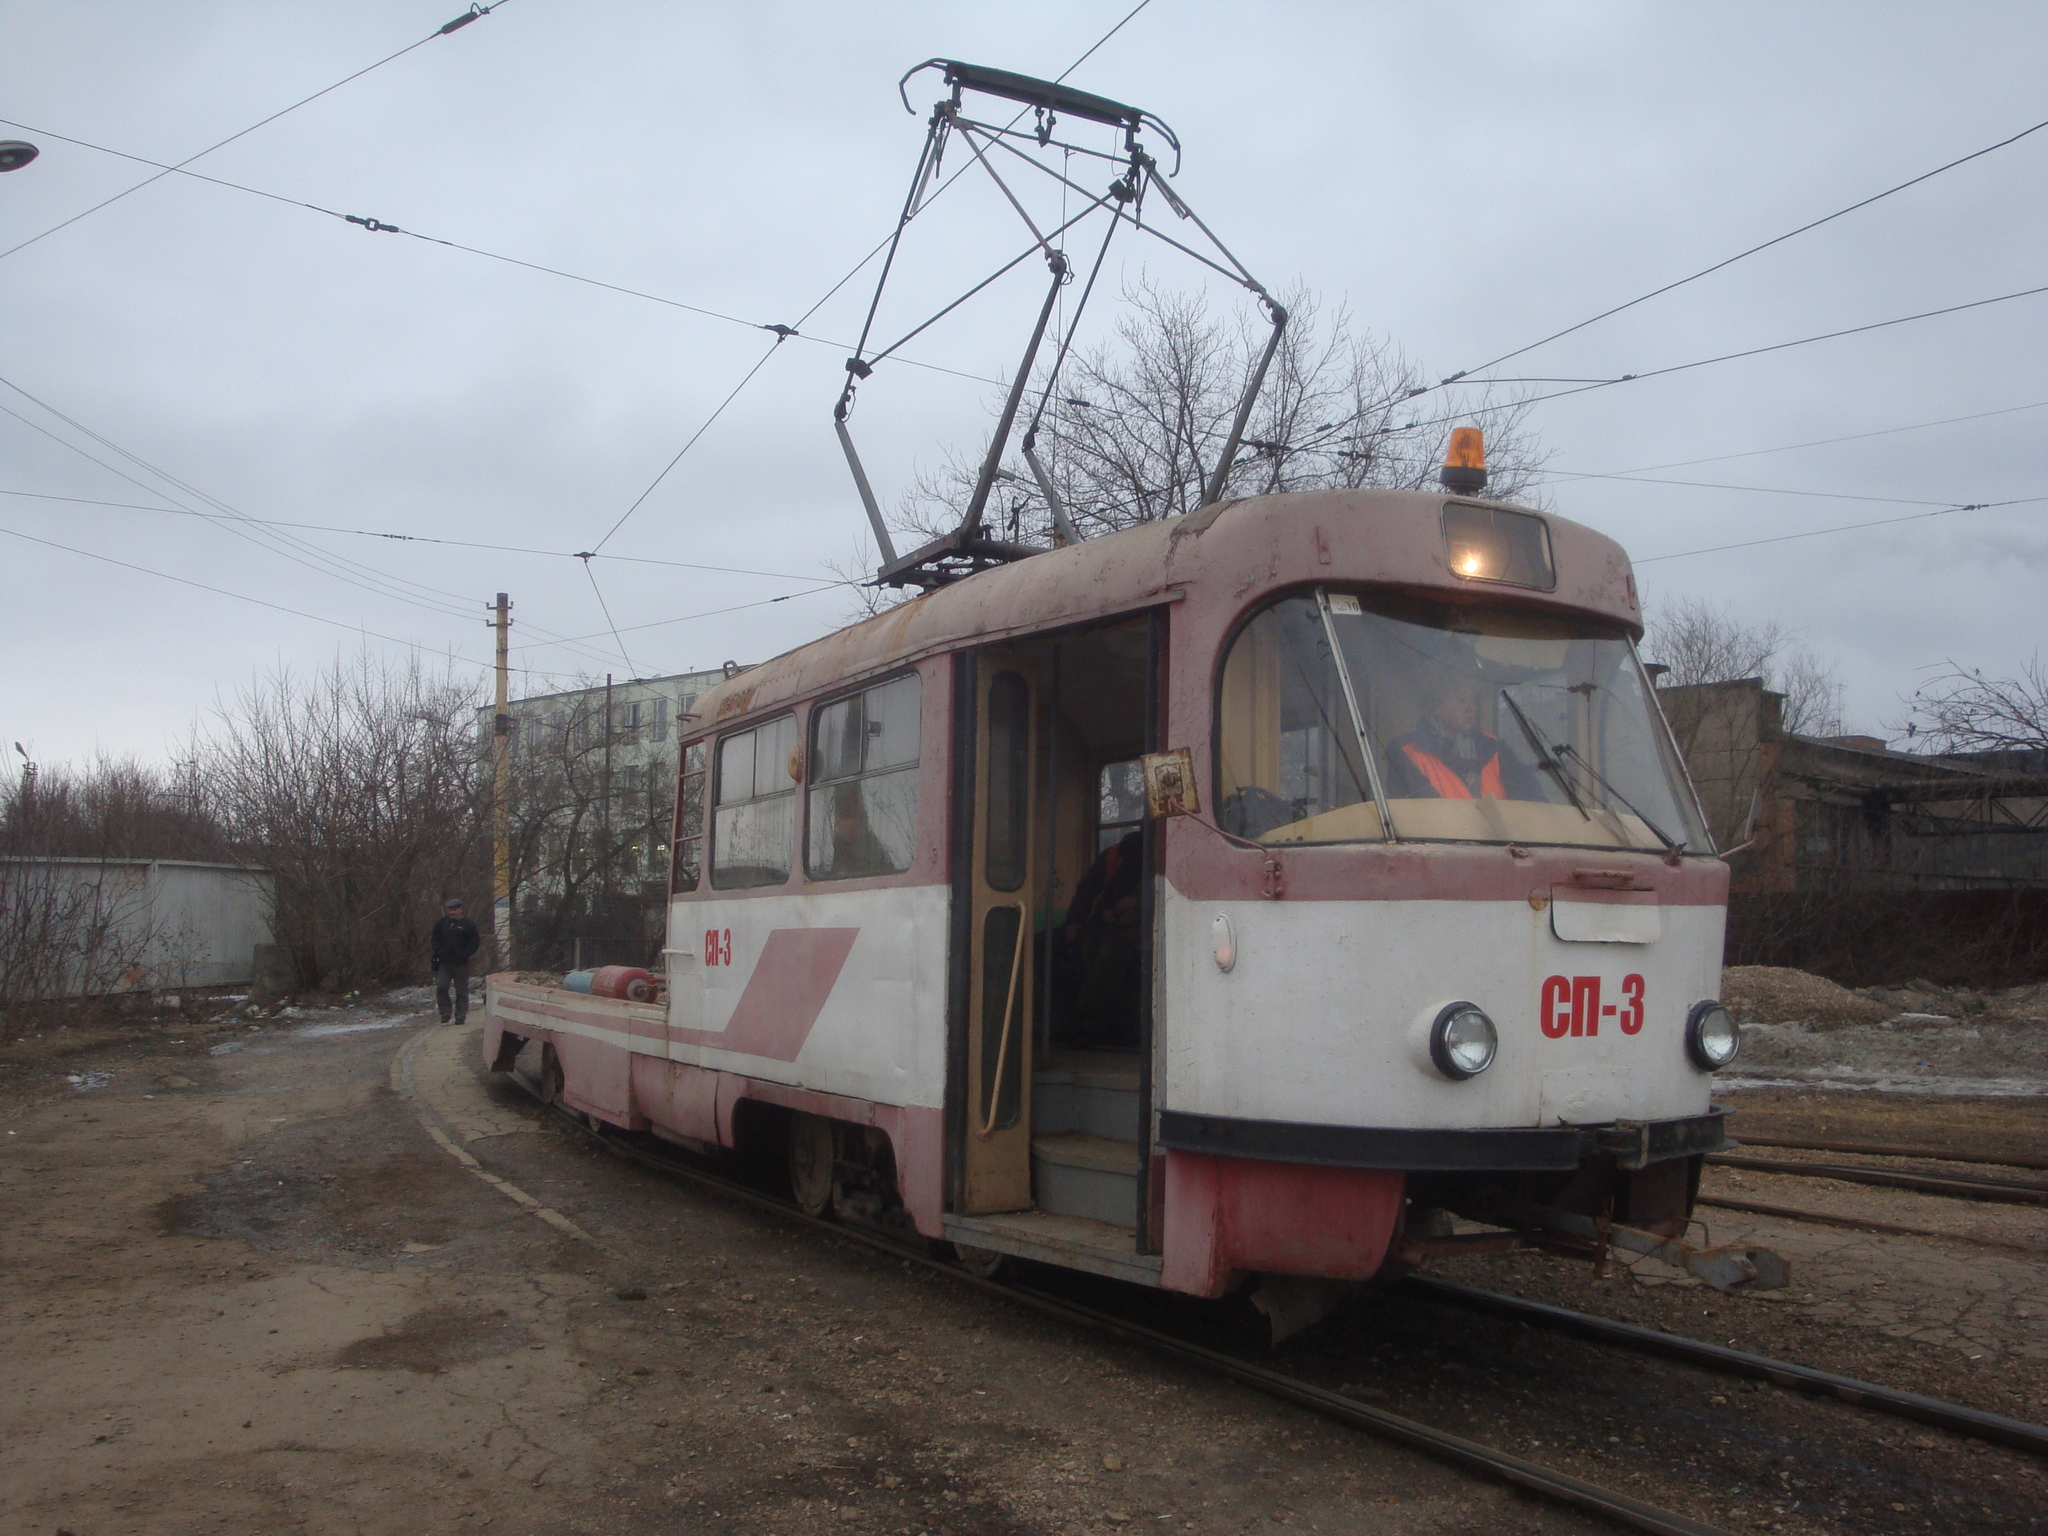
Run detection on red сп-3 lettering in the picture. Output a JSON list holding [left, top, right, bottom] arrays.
[[1541, 974, 1644, 1037]]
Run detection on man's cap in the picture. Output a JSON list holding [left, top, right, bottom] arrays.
[[444, 897, 464, 909]]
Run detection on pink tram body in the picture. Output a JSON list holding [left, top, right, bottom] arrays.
[[484, 485, 1737, 1302]]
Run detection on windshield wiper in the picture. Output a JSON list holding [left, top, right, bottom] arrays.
[[1498, 689, 1591, 821], [1553, 739, 1686, 857]]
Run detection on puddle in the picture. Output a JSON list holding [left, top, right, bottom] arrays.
[[294, 1016, 411, 1040]]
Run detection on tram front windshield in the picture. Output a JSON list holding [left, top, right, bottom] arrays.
[[1217, 588, 1710, 853]]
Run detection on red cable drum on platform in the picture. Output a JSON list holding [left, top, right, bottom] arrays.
[[587, 965, 660, 1002]]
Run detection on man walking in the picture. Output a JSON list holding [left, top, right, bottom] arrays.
[[430, 897, 482, 1025]]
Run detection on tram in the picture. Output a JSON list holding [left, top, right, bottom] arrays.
[[483, 433, 1760, 1327]]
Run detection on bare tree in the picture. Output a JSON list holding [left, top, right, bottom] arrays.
[[889, 279, 1548, 550], [1895, 654, 2048, 756], [192, 650, 487, 991], [499, 690, 647, 969], [1643, 597, 1841, 736]]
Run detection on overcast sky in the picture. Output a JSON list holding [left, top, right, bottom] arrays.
[[3, 1, 2043, 770]]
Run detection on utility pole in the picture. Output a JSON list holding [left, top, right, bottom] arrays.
[[492, 593, 513, 970], [601, 672, 614, 923]]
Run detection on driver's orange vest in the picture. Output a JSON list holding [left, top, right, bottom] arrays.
[[1401, 742, 1506, 800]]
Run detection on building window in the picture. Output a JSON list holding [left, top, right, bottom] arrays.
[[711, 715, 796, 888], [651, 695, 669, 744], [806, 673, 920, 879]]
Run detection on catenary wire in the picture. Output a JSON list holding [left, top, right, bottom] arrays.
[[578, 556, 639, 675], [1438, 115, 2048, 385], [581, 1, 1161, 555], [1633, 495, 2046, 564], [0, 520, 768, 686], [1076, 285, 2048, 468], [0, 386, 629, 671], [0, 395, 486, 626], [508, 584, 849, 656], [0, 488, 825, 582], [0, 117, 1008, 394], [1528, 473, 1995, 510], [1540, 400, 2048, 481], [0, 521, 497, 670], [589, 335, 787, 554], [0, 3, 511, 264]]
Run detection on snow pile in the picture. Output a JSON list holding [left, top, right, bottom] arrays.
[[1723, 1011, 2048, 1097]]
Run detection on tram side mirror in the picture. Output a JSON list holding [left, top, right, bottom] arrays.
[[1141, 748, 1200, 819]]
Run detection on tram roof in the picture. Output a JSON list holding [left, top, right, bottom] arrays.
[[693, 487, 1641, 730]]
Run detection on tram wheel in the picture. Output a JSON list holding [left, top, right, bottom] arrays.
[[539, 1044, 565, 1107], [788, 1112, 835, 1218], [951, 1243, 1010, 1280]]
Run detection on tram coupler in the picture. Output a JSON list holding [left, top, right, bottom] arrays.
[[1497, 1198, 1790, 1293]]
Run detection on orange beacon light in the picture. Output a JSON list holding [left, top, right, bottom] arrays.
[[1439, 426, 1488, 493]]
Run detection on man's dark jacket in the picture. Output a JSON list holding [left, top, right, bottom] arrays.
[[431, 914, 481, 966]]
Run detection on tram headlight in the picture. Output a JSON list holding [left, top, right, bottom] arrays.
[[1429, 1002, 1498, 1081], [1685, 1000, 1741, 1071]]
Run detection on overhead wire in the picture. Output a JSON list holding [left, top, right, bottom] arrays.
[[0, 393, 483, 624], [0, 117, 1008, 394], [509, 584, 848, 655], [578, 0, 1161, 562], [0, 521, 514, 671], [1437, 114, 2048, 385], [0, 487, 824, 581], [588, 334, 787, 554], [0, 2, 512, 264], [577, 555, 638, 676], [1064, 285, 2048, 471], [1633, 495, 2047, 565], [0, 381, 628, 670], [1539, 399, 2048, 481]]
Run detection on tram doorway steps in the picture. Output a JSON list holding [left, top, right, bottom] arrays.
[[942, 1210, 1162, 1288], [1034, 1051, 1140, 1140], [1032, 1133, 1141, 1227]]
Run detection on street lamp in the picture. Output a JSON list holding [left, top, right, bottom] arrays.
[[0, 141, 39, 172]]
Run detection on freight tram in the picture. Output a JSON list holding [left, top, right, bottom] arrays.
[[484, 445, 1759, 1329]]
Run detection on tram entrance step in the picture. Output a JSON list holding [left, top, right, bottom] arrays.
[[1032, 1132, 1140, 1228], [942, 1209, 1162, 1287], [1034, 1049, 1140, 1142]]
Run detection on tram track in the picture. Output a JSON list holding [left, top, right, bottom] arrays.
[[1397, 1276, 2048, 1459], [1735, 1135, 2048, 1174], [503, 1082, 1733, 1536], [476, 1064, 2048, 1535], [1694, 1192, 2048, 1254], [1706, 1152, 2048, 1207]]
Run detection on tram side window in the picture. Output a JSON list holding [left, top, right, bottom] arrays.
[[672, 740, 706, 892], [711, 714, 797, 888], [807, 673, 921, 879]]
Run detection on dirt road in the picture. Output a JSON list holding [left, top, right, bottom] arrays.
[[4, 1003, 2045, 1536], [1, 1007, 1590, 1536]]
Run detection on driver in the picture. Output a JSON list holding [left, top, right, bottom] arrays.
[[1384, 667, 1541, 801]]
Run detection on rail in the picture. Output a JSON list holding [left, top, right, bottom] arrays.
[[501, 1070, 1732, 1536], [1400, 1275, 2048, 1459]]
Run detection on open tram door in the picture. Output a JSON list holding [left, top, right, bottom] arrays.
[[957, 649, 1041, 1212], [948, 615, 1164, 1264]]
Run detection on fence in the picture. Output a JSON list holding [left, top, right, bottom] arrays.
[[0, 857, 274, 1002]]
